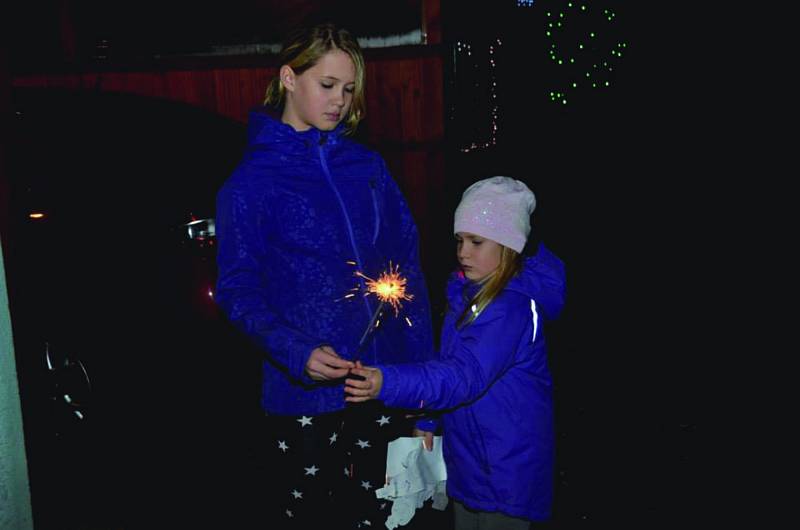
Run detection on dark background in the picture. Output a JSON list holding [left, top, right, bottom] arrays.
[[1, 1, 708, 528]]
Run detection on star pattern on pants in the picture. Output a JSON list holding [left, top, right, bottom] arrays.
[[297, 416, 313, 427], [356, 439, 371, 449], [360, 480, 373, 490], [285, 509, 294, 518], [304, 465, 320, 476], [278, 440, 289, 452], [329, 432, 338, 445], [375, 415, 391, 426], [290, 489, 303, 499]]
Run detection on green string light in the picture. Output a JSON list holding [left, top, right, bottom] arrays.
[[545, 1, 626, 107]]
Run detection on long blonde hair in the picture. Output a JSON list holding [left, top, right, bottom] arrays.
[[457, 245, 523, 328], [264, 23, 366, 134]]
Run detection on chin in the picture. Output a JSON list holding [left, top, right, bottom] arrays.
[[463, 270, 482, 281]]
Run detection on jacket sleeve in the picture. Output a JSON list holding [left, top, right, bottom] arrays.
[[377, 293, 535, 411], [214, 177, 322, 383], [378, 157, 435, 364]]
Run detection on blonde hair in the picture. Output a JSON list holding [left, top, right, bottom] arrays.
[[264, 23, 366, 134], [457, 245, 523, 328]]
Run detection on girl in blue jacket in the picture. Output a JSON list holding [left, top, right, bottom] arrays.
[[214, 23, 435, 528], [346, 176, 567, 528]]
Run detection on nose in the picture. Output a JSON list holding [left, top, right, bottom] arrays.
[[332, 89, 346, 108], [457, 244, 468, 261]]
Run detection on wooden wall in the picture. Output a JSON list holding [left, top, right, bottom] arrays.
[[11, 48, 448, 282]]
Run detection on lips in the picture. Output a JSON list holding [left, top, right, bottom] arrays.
[[324, 112, 340, 121]]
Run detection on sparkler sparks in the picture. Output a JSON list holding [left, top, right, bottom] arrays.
[[339, 261, 415, 354], [354, 262, 414, 316]]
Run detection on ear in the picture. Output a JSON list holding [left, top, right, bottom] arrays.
[[280, 65, 296, 92]]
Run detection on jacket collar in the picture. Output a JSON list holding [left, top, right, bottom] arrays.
[[247, 106, 346, 150]]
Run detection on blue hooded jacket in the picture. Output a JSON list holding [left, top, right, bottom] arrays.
[[215, 108, 435, 415], [377, 245, 566, 521]]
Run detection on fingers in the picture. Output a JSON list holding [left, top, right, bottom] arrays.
[[319, 349, 355, 369], [321, 366, 352, 380], [310, 362, 351, 380], [349, 367, 374, 378], [344, 385, 372, 397], [423, 432, 434, 451], [344, 377, 376, 398], [412, 428, 434, 451], [344, 377, 371, 390], [305, 346, 354, 381]]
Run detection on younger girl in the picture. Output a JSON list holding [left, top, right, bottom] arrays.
[[345, 176, 566, 528]]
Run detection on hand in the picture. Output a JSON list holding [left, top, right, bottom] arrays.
[[413, 428, 434, 452], [344, 361, 383, 402], [305, 346, 354, 381]]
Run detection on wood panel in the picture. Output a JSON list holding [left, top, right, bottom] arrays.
[[10, 55, 445, 250], [12, 56, 441, 142]]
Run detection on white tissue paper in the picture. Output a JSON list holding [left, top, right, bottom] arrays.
[[375, 436, 448, 529]]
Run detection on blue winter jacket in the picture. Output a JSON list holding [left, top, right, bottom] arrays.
[[377, 245, 566, 521], [215, 108, 434, 416]]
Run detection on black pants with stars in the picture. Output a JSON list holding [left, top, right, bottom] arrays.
[[255, 400, 416, 529]]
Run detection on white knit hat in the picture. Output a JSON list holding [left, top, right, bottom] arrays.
[[453, 176, 536, 253]]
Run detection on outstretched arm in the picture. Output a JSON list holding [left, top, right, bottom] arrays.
[[346, 293, 537, 411]]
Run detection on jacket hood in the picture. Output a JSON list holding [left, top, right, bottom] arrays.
[[246, 106, 346, 147], [505, 243, 566, 320], [447, 242, 566, 320]]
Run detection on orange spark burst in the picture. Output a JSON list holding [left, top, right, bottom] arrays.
[[355, 262, 414, 316]]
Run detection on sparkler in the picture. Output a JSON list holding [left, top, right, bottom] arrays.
[[343, 261, 414, 354]]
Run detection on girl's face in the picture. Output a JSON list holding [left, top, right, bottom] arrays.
[[456, 232, 503, 282], [281, 49, 356, 132]]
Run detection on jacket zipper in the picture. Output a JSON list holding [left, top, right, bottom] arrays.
[[369, 179, 380, 245], [317, 139, 376, 357]]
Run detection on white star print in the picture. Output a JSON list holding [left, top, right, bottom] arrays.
[[379, 502, 387, 510], [329, 432, 338, 445], [290, 489, 303, 499], [297, 416, 313, 427], [360, 480, 372, 490], [304, 465, 319, 476], [344, 466, 350, 477], [356, 439, 371, 449], [375, 415, 391, 426], [286, 509, 294, 518], [278, 440, 289, 452], [362, 520, 372, 526]]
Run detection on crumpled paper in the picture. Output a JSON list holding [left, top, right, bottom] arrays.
[[375, 436, 448, 529]]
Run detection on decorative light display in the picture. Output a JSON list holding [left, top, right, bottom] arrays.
[[517, 0, 536, 6], [454, 38, 502, 153], [545, 2, 626, 106]]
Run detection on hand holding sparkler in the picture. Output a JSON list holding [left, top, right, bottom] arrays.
[[345, 361, 384, 402], [305, 345, 354, 381]]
